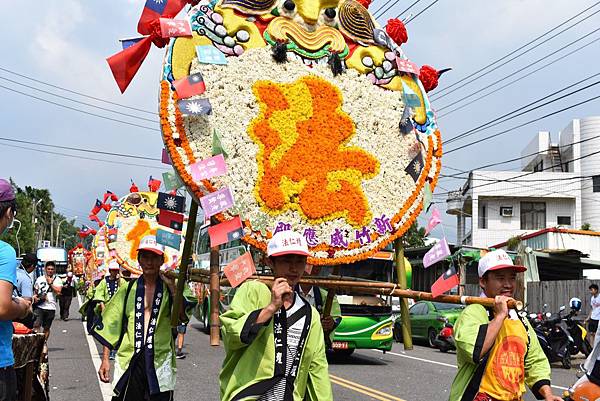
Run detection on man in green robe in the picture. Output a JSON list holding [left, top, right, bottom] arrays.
[[95, 260, 128, 360], [220, 231, 333, 401], [93, 235, 187, 401]]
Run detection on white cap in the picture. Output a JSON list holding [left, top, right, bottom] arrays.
[[267, 231, 310, 258], [137, 235, 165, 256], [108, 260, 121, 270], [478, 249, 526, 278]]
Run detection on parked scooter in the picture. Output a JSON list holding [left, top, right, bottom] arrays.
[[433, 321, 455, 353], [533, 305, 574, 369], [565, 298, 593, 358]]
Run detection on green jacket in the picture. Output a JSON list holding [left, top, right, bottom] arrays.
[[92, 277, 177, 396], [449, 304, 551, 401], [93, 277, 127, 304], [220, 280, 333, 401]]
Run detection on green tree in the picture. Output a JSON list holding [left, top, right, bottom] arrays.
[[0, 179, 79, 255], [403, 221, 427, 248]]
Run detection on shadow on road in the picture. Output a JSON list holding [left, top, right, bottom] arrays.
[[327, 352, 387, 366]]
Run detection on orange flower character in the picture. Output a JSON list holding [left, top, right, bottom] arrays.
[[249, 76, 379, 227]]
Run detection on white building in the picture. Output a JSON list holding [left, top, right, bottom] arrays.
[[446, 117, 600, 249]]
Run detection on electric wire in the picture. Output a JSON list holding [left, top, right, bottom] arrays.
[[436, 26, 600, 112], [443, 73, 600, 145], [438, 36, 600, 118], [431, 1, 600, 97], [0, 76, 159, 124], [405, 0, 440, 24], [0, 84, 159, 132], [0, 137, 162, 162], [444, 93, 600, 154], [0, 66, 157, 116]]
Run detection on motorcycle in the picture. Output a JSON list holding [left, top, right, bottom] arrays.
[[564, 297, 593, 358], [533, 305, 574, 369], [433, 321, 455, 353]]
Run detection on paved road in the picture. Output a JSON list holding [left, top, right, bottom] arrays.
[[47, 300, 584, 401]]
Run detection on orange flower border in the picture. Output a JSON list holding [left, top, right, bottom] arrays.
[[159, 80, 443, 265]]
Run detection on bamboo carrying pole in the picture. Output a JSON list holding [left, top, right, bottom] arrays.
[[209, 217, 221, 346], [179, 271, 524, 310], [394, 238, 413, 350], [322, 266, 340, 317], [170, 200, 199, 328]]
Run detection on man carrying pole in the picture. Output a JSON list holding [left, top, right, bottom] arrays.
[[449, 249, 561, 401], [220, 231, 332, 401], [93, 236, 189, 401]]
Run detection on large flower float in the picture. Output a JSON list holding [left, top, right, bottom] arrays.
[[159, 0, 443, 265], [91, 192, 187, 276]]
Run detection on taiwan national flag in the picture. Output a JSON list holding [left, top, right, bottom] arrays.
[[157, 209, 185, 231], [208, 216, 243, 247], [173, 73, 206, 99], [431, 264, 459, 298], [138, 0, 188, 36], [91, 199, 103, 215], [157, 192, 186, 213]]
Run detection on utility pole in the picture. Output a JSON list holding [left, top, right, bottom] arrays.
[[394, 237, 413, 350], [50, 211, 54, 246]]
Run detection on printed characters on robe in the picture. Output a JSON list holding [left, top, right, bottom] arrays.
[[92, 276, 196, 398], [220, 280, 333, 401]]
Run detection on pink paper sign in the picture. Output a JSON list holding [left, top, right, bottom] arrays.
[[199, 187, 234, 218], [425, 207, 442, 235], [396, 57, 419, 75], [223, 252, 256, 288], [423, 237, 451, 268], [159, 18, 192, 38], [190, 154, 227, 182]]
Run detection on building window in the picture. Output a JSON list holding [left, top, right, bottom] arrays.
[[533, 160, 543, 172], [594, 175, 600, 193], [478, 204, 487, 229], [520, 202, 546, 230], [557, 216, 571, 226]]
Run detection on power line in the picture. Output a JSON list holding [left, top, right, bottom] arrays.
[[431, 1, 600, 97], [0, 142, 164, 169], [443, 72, 600, 145], [444, 92, 600, 154], [0, 84, 159, 132], [438, 36, 600, 118], [437, 149, 600, 195], [405, 0, 440, 24], [0, 76, 158, 124], [436, 26, 600, 112], [0, 137, 162, 162], [375, 0, 422, 21], [0, 66, 158, 116]]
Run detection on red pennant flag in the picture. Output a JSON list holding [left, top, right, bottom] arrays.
[[431, 265, 459, 298], [106, 37, 153, 94], [157, 209, 185, 231], [208, 216, 243, 247], [102, 203, 111, 212], [173, 73, 206, 99], [148, 176, 162, 192]]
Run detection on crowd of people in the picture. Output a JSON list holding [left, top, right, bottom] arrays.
[[2, 175, 600, 400]]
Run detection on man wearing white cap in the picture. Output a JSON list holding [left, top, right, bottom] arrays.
[[449, 249, 561, 401], [220, 230, 332, 401], [94, 235, 188, 401], [94, 260, 127, 360]]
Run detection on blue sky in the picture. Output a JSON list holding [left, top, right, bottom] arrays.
[[1, 0, 599, 243]]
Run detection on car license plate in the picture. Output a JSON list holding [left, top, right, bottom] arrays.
[[332, 341, 348, 349]]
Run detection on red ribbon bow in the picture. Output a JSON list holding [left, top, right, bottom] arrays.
[[107, 0, 188, 93]]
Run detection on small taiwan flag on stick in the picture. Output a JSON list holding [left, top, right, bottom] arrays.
[[173, 73, 206, 99], [208, 216, 243, 247], [431, 264, 459, 298]]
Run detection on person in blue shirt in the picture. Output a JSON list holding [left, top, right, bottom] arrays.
[[0, 178, 33, 400], [15, 253, 37, 301]]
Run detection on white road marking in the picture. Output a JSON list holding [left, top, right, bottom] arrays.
[[371, 349, 570, 392], [77, 295, 113, 401]]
